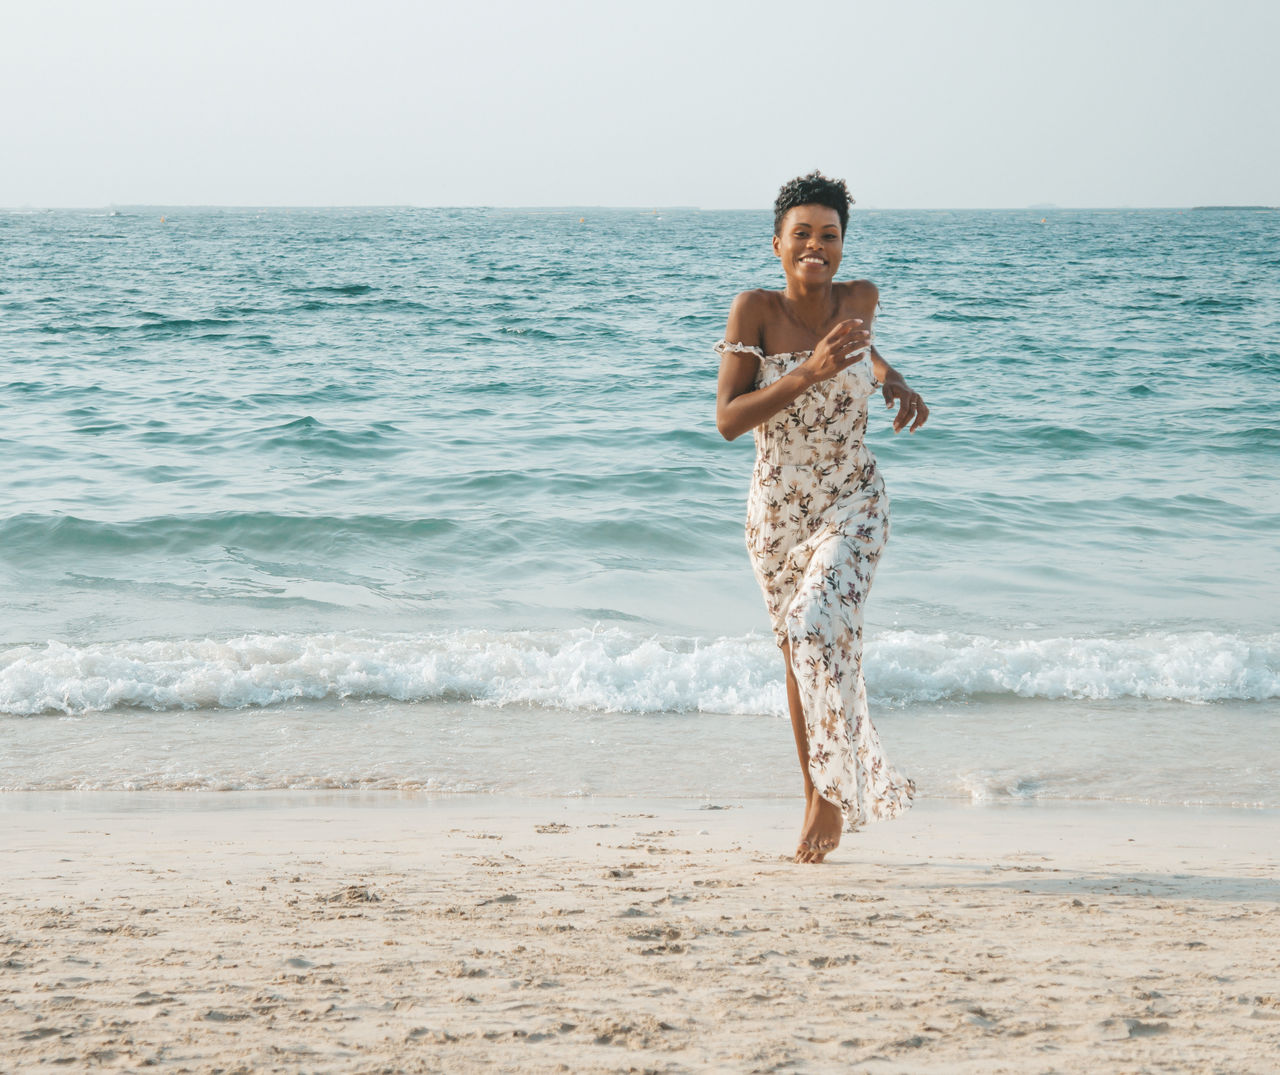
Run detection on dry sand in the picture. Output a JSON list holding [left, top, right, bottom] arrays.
[[2, 794, 1277, 1073]]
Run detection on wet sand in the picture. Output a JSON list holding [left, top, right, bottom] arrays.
[[2, 795, 1277, 1073]]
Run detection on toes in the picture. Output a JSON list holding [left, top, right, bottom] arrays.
[[810, 838, 837, 862]]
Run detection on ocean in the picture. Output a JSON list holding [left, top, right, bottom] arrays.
[[1, 206, 1276, 807]]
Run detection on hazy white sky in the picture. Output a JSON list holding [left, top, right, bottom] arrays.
[[4, 0, 1277, 208]]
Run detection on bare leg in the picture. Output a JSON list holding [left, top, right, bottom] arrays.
[[781, 642, 843, 864], [781, 641, 816, 823]]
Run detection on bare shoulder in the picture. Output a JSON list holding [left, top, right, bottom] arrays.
[[836, 278, 879, 319], [728, 288, 776, 319], [845, 277, 879, 303], [724, 288, 776, 347]]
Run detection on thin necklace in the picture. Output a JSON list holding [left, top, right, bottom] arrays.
[[785, 294, 838, 340]]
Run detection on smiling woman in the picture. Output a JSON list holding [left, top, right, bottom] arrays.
[[715, 171, 929, 864]]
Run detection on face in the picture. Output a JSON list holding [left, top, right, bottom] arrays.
[[773, 204, 843, 283]]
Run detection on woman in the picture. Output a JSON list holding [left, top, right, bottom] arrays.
[[715, 172, 928, 864]]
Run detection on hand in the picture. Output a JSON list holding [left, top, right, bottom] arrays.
[[883, 377, 929, 433], [798, 319, 872, 387]]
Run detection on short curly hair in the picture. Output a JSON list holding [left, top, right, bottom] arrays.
[[773, 171, 854, 238]]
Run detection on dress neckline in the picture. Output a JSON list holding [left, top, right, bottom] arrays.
[[716, 340, 813, 361], [714, 339, 879, 387], [716, 340, 873, 363]]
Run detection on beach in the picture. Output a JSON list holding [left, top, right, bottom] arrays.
[[2, 206, 1277, 1071], [3, 795, 1277, 1073]]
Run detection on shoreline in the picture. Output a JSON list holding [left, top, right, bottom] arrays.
[[3, 796, 1277, 1072], [6, 694, 1277, 810], [4, 784, 1280, 816]]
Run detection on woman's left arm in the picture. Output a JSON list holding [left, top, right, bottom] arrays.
[[845, 281, 929, 434], [870, 346, 929, 434]]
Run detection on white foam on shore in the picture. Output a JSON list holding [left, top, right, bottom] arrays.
[[2, 627, 1277, 717]]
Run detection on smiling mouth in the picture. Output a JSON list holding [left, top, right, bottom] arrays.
[[798, 255, 826, 265]]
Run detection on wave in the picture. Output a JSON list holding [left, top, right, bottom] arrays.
[[2, 627, 1276, 717], [0, 512, 457, 557], [255, 415, 407, 455], [287, 283, 375, 296]]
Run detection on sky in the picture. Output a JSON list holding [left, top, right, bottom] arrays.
[[3, 0, 1277, 209]]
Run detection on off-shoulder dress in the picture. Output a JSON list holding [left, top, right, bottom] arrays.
[[715, 340, 915, 829]]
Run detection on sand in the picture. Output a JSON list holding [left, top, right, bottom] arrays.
[[2, 794, 1277, 1073]]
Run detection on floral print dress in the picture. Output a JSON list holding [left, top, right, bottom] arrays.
[[716, 340, 915, 830]]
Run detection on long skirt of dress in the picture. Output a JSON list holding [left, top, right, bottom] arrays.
[[748, 457, 916, 831]]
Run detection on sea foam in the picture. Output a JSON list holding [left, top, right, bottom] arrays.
[[2, 627, 1276, 717]]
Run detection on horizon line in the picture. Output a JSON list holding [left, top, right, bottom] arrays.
[[4, 203, 1276, 213]]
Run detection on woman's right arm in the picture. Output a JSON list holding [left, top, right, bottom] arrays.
[[715, 292, 871, 442]]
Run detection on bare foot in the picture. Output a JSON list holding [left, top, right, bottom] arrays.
[[795, 785, 818, 861], [795, 793, 842, 864]]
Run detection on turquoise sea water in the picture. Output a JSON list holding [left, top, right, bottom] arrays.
[[1, 207, 1277, 803]]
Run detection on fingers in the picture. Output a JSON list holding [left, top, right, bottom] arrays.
[[888, 388, 929, 433], [834, 322, 872, 366], [823, 319, 870, 353], [821, 317, 863, 343], [805, 321, 873, 383]]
